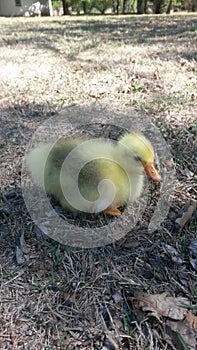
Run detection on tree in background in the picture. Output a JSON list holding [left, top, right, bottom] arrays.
[[89, 0, 112, 13], [51, 0, 197, 14], [166, 0, 173, 13], [187, 0, 197, 11], [62, 0, 70, 14], [122, 0, 129, 13], [153, 0, 166, 13], [137, 0, 144, 13]]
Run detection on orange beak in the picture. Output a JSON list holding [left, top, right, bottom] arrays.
[[144, 162, 161, 182]]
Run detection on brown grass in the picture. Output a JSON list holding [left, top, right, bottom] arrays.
[[0, 14, 196, 349]]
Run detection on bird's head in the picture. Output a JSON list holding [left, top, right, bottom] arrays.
[[119, 132, 161, 182]]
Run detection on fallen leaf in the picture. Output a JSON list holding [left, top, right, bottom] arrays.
[[16, 246, 26, 265], [102, 332, 119, 350], [189, 240, 197, 271], [132, 292, 189, 320], [163, 243, 184, 264], [186, 311, 197, 331], [189, 258, 197, 271], [111, 290, 122, 304], [19, 232, 30, 254], [167, 318, 196, 349], [73, 64, 82, 72], [179, 168, 194, 178], [173, 200, 197, 233], [164, 324, 185, 350], [154, 67, 161, 80], [189, 241, 197, 256], [15, 232, 30, 265], [89, 92, 106, 99]]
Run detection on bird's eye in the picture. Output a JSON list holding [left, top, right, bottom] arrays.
[[134, 155, 141, 162]]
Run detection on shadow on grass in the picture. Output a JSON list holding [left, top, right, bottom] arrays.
[[0, 100, 196, 245], [0, 99, 196, 348], [0, 15, 196, 60]]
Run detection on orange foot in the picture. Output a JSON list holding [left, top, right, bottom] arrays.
[[104, 206, 121, 217], [60, 202, 72, 212]]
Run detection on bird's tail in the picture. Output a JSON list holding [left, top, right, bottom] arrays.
[[26, 144, 52, 187]]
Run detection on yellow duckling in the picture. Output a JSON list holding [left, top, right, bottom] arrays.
[[26, 132, 161, 216]]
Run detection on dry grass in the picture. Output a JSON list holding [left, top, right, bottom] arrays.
[[0, 14, 196, 349]]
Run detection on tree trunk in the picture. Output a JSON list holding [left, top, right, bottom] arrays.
[[166, 0, 173, 14], [137, 0, 144, 14], [144, 0, 148, 13], [130, 0, 135, 12], [112, 0, 116, 13], [82, 1, 87, 14], [48, 0, 53, 16], [62, 0, 70, 15], [116, 0, 120, 14], [191, 0, 196, 11], [154, 0, 165, 14], [122, 0, 128, 13]]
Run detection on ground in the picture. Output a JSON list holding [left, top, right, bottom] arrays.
[[0, 14, 196, 350]]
